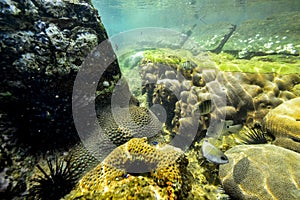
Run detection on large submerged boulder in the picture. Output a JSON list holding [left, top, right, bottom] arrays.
[[0, 0, 122, 198], [219, 144, 300, 200], [0, 0, 121, 150]]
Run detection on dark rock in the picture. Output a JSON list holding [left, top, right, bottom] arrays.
[[0, 1, 122, 198], [0, 0, 121, 151]]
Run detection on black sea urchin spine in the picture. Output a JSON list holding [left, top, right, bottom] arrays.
[[28, 155, 80, 200]]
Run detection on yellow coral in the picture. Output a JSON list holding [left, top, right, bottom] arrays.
[[67, 138, 189, 199]]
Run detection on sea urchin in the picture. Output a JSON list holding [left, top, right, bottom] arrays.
[[28, 155, 79, 200], [237, 125, 271, 145]]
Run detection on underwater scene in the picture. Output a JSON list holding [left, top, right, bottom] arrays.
[[1, 0, 300, 199]]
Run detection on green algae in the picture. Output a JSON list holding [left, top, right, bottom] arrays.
[[213, 53, 300, 75], [143, 49, 189, 66], [120, 48, 300, 75], [121, 48, 217, 72]]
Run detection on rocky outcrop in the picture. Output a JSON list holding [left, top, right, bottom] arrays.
[[219, 144, 300, 200], [0, 0, 121, 198], [0, 0, 121, 150]]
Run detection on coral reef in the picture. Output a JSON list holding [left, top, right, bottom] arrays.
[[96, 105, 163, 146], [78, 104, 164, 163], [263, 97, 300, 152], [219, 144, 300, 199], [2, 1, 300, 199], [27, 103, 165, 198], [139, 49, 217, 140], [135, 48, 300, 143], [118, 48, 300, 199], [66, 138, 190, 199]]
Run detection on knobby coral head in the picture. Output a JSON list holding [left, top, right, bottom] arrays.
[[66, 137, 191, 199]]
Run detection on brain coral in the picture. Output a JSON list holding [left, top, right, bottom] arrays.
[[66, 138, 190, 199], [96, 105, 163, 146]]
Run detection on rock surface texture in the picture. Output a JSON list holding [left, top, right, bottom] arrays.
[[263, 97, 300, 152], [0, 0, 121, 148], [0, 0, 121, 198], [219, 144, 300, 200]]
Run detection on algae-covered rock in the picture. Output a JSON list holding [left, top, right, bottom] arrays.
[[219, 144, 300, 200], [211, 53, 300, 75], [263, 97, 300, 152]]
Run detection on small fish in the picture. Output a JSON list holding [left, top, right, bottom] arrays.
[[201, 139, 229, 164], [180, 60, 196, 70], [222, 120, 243, 135], [206, 120, 242, 137], [199, 100, 212, 115]]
